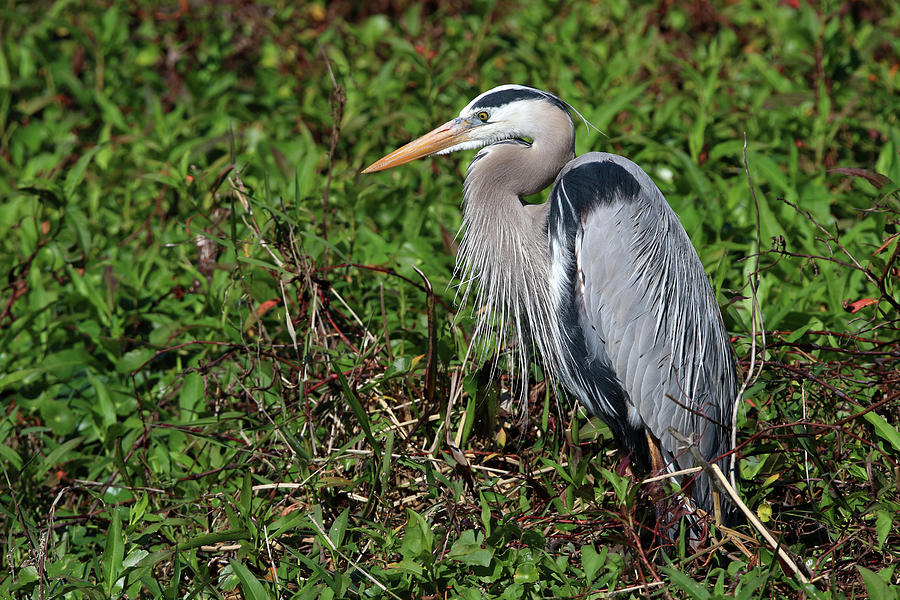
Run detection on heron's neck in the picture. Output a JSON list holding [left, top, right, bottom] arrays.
[[456, 136, 574, 381]]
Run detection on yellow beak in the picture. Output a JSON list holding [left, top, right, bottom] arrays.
[[362, 119, 470, 173]]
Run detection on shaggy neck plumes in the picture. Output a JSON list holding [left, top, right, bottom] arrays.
[[454, 128, 575, 390]]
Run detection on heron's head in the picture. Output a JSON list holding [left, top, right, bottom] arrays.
[[362, 84, 576, 173]]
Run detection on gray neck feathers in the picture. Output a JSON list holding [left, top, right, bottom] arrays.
[[455, 117, 576, 387]]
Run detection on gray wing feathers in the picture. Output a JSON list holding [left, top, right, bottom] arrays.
[[569, 153, 736, 503]]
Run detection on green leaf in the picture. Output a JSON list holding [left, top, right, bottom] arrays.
[[380, 429, 394, 495], [64, 144, 107, 199], [176, 530, 250, 551], [93, 90, 128, 131], [36, 436, 84, 478], [270, 510, 306, 538], [230, 559, 270, 600], [858, 566, 894, 600], [240, 471, 252, 516], [0, 349, 89, 391], [391, 556, 424, 576], [863, 411, 900, 453], [120, 549, 170, 587], [331, 358, 380, 453], [382, 356, 411, 379], [115, 348, 155, 374], [782, 318, 822, 344], [875, 510, 893, 550], [581, 545, 606, 583], [0, 44, 9, 87], [513, 561, 539, 584], [590, 83, 648, 129], [660, 565, 712, 600], [39, 398, 80, 437], [178, 371, 204, 420], [16, 565, 39, 585], [129, 493, 149, 529], [599, 467, 629, 504], [447, 529, 492, 567], [400, 509, 435, 565], [87, 371, 116, 430], [122, 548, 149, 569], [689, 112, 707, 164], [735, 574, 767, 600], [479, 491, 492, 538], [328, 508, 349, 549], [875, 128, 900, 184], [102, 509, 124, 598], [0, 443, 23, 470]]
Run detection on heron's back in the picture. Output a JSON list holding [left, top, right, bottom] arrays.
[[546, 152, 738, 517]]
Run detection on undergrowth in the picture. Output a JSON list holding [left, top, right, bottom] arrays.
[[1, 1, 899, 598]]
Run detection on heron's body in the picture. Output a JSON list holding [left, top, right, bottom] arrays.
[[363, 84, 738, 524]]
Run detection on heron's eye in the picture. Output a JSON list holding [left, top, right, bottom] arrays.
[[476, 111, 489, 122]]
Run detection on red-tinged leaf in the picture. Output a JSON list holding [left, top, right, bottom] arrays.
[[873, 233, 898, 255], [828, 167, 892, 190], [842, 298, 877, 313], [256, 298, 280, 317]]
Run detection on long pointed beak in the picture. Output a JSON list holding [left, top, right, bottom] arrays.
[[362, 119, 469, 173]]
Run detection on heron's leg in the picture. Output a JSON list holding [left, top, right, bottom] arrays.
[[643, 431, 706, 549], [643, 431, 668, 507], [646, 430, 665, 476], [643, 430, 682, 545]]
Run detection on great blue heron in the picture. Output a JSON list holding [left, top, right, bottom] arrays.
[[363, 84, 737, 527]]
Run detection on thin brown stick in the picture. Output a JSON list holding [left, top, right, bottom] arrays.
[[412, 265, 437, 409], [317, 42, 345, 269], [736, 133, 767, 491], [670, 427, 812, 585]]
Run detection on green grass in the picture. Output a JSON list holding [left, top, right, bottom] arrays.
[[1, 1, 899, 598]]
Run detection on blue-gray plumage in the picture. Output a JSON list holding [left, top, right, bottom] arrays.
[[550, 154, 737, 515], [363, 84, 738, 528]]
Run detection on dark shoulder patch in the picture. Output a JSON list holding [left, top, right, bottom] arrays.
[[559, 160, 641, 212], [549, 159, 642, 244], [472, 87, 570, 115]]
